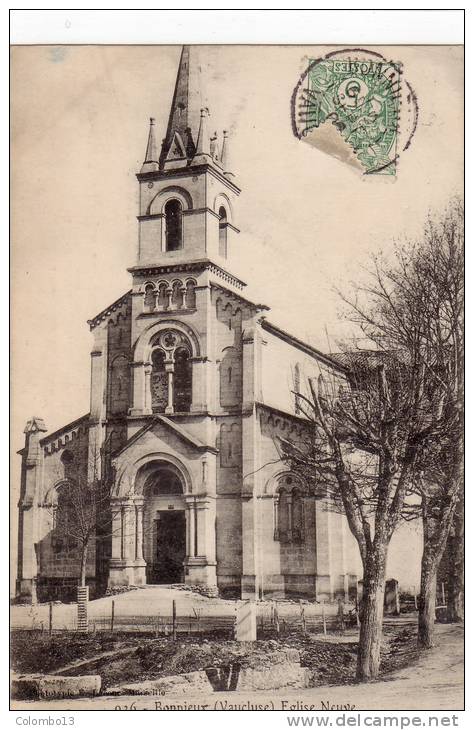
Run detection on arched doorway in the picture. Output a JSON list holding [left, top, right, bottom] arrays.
[[142, 463, 187, 584]]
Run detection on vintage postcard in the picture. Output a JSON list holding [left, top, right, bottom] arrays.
[[11, 19, 464, 717]]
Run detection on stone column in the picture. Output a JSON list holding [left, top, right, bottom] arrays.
[[165, 360, 174, 414], [241, 495, 258, 599], [89, 350, 105, 422], [185, 495, 216, 588], [135, 502, 144, 561], [143, 363, 152, 413], [108, 498, 126, 588], [185, 497, 196, 559], [133, 498, 146, 585], [195, 496, 216, 561], [122, 502, 136, 557]]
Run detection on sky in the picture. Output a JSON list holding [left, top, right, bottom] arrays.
[[11, 44, 463, 590]]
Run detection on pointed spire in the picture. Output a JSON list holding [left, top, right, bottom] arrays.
[[220, 129, 235, 179], [220, 130, 228, 167], [210, 131, 221, 166], [160, 45, 204, 169], [141, 117, 159, 173], [192, 108, 211, 164]]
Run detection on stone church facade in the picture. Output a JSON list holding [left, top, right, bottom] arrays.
[[16, 47, 361, 603]]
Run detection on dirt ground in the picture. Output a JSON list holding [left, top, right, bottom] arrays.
[[12, 624, 464, 711], [11, 619, 420, 690]]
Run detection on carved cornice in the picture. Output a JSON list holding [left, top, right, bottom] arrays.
[[40, 413, 90, 451], [136, 162, 241, 196], [128, 259, 247, 291]]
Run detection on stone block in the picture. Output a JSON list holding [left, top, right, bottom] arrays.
[[105, 671, 211, 696], [11, 674, 101, 700], [234, 663, 310, 691]]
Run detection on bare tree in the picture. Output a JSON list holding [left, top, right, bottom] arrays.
[[341, 199, 463, 652], [397, 201, 464, 647], [279, 199, 463, 679], [280, 350, 436, 681], [443, 494, 464, 623], [48, 440, 114, 589]]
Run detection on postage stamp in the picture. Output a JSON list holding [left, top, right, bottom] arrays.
[[291, 49, 418, 176]]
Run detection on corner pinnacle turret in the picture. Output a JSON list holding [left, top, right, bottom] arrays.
[[140, 118, 159, 173]]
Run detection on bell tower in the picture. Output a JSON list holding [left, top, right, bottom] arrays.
[[134, 46, 240, 270]]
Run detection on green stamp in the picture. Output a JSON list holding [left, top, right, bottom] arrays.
[[293, 54, 404, 176]]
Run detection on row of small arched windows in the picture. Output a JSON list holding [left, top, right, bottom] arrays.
[[144, 279, 196, 313]]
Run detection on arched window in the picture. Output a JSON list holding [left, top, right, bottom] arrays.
[[165, 199, 183, 251], [157, 282, 169, 309], [109, 354, 129, 415], [274, 476, 305, 544], [151, 348, 168, 412], [173, 347, 192, 412], [218, 206, 228, 258], [61, 449, 74, 466], [291, 489, 305, 543], [144, 284, 156, 313], [171, 280, 184, 309], [185, 280, 196, 309]]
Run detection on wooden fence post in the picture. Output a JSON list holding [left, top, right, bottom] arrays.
[[275, 603, 280, 637], [172, 600, 177, 641], [49, 601, 53, 636], [322, 599, 327, 636], [337, 598, 345, 635], [111, 600, 115, 633], [193, 607, 201, 636], [300, 601, 306, 634]]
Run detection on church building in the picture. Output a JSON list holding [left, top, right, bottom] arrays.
[[16, 47, 361, 603]]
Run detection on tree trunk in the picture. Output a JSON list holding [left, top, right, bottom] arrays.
[[79, 546, 88, 588], [446, 497, 464, 622], [357, 549, 387, 681], [418, 548, 438, 649]]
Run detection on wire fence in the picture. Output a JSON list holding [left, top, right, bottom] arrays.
[[11, 599, 351, 637]]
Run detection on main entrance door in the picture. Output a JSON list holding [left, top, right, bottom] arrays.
[[149, 510, 186, 584]]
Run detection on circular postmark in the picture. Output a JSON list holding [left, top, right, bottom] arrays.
[[291, 48, 418, 175]]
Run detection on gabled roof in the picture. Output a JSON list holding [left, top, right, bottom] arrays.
[[112, 415, 218, 459], [259, 318, 349, 373], [88, 291, 131, 331]]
